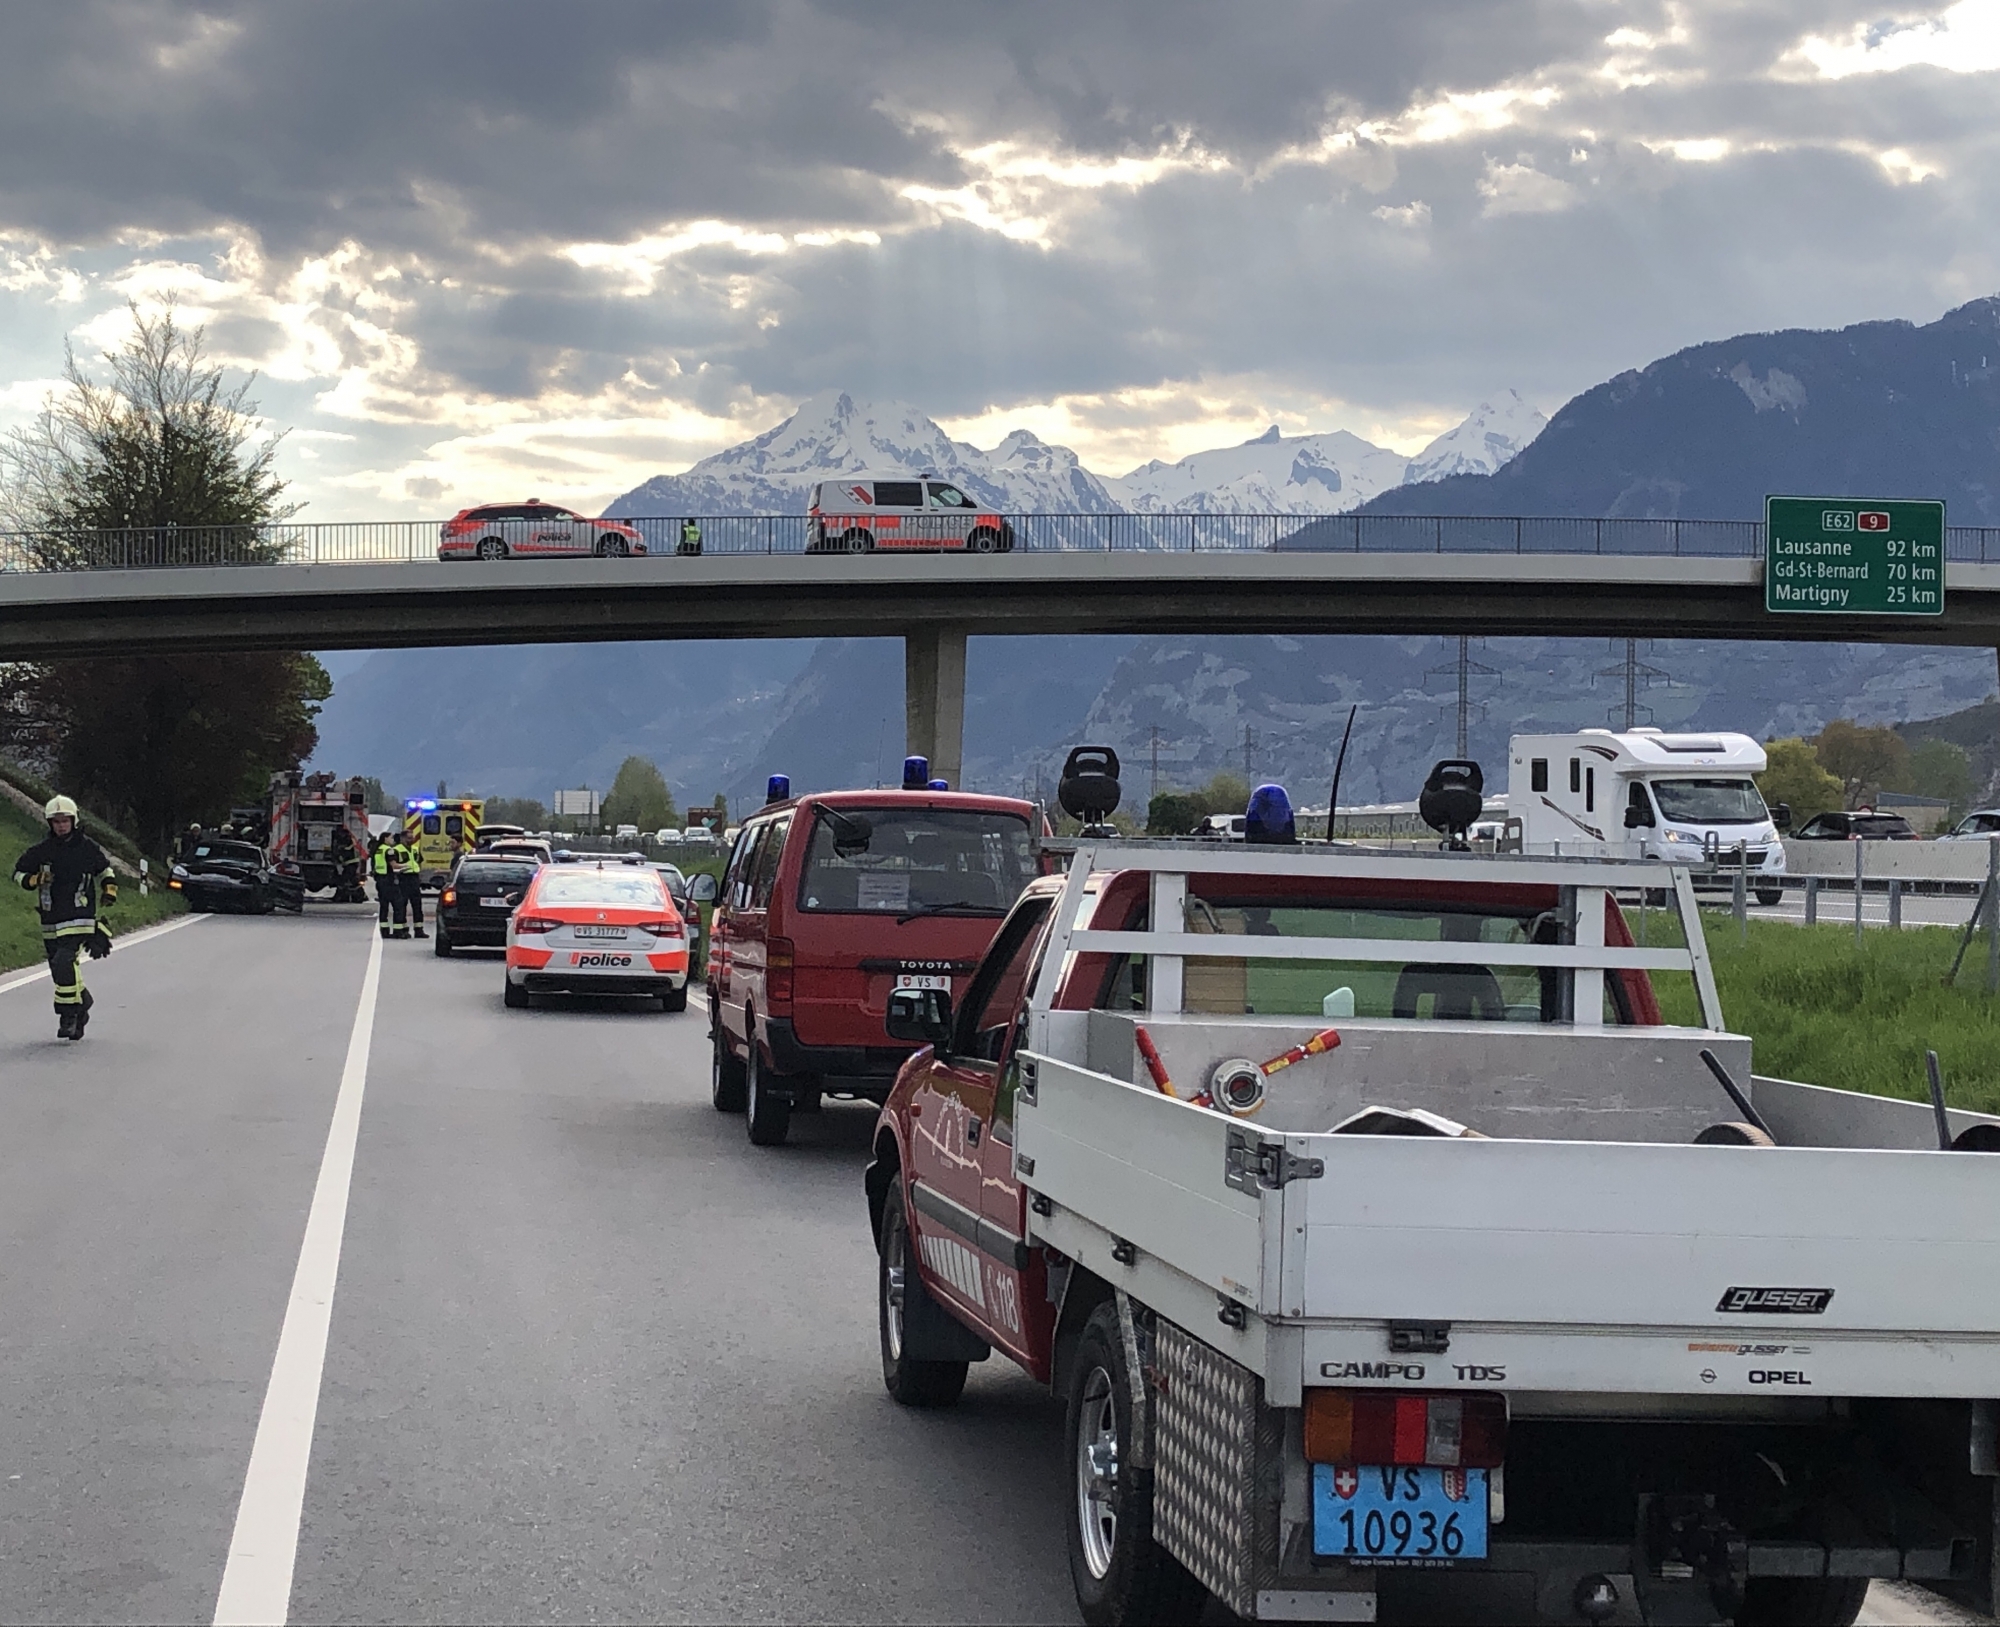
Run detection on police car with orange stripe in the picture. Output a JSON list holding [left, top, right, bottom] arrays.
[[807, 475, 1014, 554]]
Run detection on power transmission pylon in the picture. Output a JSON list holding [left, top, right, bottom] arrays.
[[1150, 725, 1164, 798], [1594, 638, 1672, 729], [1426, 637, 1499, 756]]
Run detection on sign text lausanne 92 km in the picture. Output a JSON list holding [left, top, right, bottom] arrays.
[[1765, 496, 1945, 617]]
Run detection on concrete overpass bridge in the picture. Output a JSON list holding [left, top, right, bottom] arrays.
[[5, 515, 1998, 788]]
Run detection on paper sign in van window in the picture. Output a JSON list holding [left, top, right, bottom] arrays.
[[856, 872, 912, 911]]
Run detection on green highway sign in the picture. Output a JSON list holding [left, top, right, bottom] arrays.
[[1765, 496, 1945, 616]]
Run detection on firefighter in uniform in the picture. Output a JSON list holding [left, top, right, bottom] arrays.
[[371, 833, 395, 938], [13, 796, 116, 1040]]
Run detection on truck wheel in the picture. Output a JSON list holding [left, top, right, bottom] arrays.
[[746, 1043, 792, 1146], [503, 977, 529, 1009], [1065, 1303, 1207, 1627], [1756, 887, 1784, 907], [710, 1016, 747, 1113], [1734, 1576, 1869, 1627], [877, 1183, 968, 1408]]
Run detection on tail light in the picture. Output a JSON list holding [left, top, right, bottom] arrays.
[[637, 920, 684, 939], [767, 936, 795, 1012], [441, 888, 457, 905], [1305, 1391, 1506, 1469], [515, 915, 561, 935]]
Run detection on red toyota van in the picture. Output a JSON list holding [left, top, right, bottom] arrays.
[[708, 780, 1043, 1147]]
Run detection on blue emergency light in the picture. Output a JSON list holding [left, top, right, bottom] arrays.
[[927, 779, 949, 791], [1244, 783, 1298, 845], [767, 774, 791, 803], [902, 756, 929, 789]]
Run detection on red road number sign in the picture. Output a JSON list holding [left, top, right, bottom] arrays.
[[1857, 511, 1890, 531]]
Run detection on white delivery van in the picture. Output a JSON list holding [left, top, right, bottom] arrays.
[[1506, 729, 1787, 902], [807, 474, 1014, 554]]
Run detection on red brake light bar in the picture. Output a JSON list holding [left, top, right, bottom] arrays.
[[514, 915, 561, 934], [1304, 1391, 1506, 1469]]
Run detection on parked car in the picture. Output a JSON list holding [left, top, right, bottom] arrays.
[[434, 853, 540, 956], [807, 475, 1014, 554], [654, 828, 682, 845], [168, 840, 306, 914], [504, 860, 698, 1011], [437, 501, 646, 560], [1943, 809, 2000, 839], [1792, 810, 1920, 840], [707, 785, 1043, 1147]]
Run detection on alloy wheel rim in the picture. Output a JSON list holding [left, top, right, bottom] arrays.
[[883, 1217, 907, 1362], [1076, 1365, 1120, 1580]]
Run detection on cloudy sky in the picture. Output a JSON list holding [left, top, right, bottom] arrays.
[[0, 0, 1994, 518]]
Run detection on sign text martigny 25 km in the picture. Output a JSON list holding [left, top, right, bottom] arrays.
[[1765, 496, 1945, 617]]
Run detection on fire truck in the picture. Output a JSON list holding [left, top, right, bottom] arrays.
[[265, 770, 372, 900]]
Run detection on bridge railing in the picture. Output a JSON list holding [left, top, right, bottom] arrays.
[[2, 514, 1999, 568]]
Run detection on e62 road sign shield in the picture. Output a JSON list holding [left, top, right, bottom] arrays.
[[1765, 497, 1944, 616]]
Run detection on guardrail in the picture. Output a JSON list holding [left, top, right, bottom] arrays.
[[3, 513, 2000, 571]]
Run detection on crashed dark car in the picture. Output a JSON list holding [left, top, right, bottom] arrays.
[[433, 854, 538, 956], [168, 840, 306, 914]]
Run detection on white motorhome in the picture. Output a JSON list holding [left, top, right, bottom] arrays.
[[1507, 729, 1787, 902]]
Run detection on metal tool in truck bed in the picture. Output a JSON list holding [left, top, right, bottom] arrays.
[[863, 831, 2000, 1627]]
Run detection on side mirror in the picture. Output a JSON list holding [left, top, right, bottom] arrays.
[[1623, 805, 1653, 829], [1772, 803, 1792, 831], [886, 987, 953, 1050], [689, 873, 719, 902]]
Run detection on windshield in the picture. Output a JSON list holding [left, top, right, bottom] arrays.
[[1143, 895, 1630, 1024], [194, 842, 263, 864], [535, 870, 667, 907], [797, 807, 1035, 916], [1649, 778, 1768, 825]]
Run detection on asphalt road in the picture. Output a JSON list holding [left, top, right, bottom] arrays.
[[0, 907, 1983, 1625]]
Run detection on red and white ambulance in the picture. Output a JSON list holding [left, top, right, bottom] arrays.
[[807, 475, 1015, 554]]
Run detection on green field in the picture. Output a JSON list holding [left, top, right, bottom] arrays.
[[0, 798, 185, 975], [1652, 913, 2000, 1115]]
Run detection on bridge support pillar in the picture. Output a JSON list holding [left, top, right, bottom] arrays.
[[904, 626, 967, 790]]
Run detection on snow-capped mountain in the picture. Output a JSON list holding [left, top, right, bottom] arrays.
[[1105, 425, 1414, 515], [607, 390, 1121, 517], [606, 389, 1543, 518], [1403, 390, 1548, 485]]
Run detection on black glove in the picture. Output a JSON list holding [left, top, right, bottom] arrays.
[[85, 928, 112, 960]]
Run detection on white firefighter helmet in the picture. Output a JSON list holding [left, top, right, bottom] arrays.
[[44, 795, 79, 821]]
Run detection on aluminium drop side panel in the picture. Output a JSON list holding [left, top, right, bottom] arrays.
[[1291, 1135, 2000, 1396], [1015, 1052, 1273, 1313]]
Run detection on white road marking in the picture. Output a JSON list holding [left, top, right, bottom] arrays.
[[0, 911, 208, 995], [212, 929, 383, 1627]]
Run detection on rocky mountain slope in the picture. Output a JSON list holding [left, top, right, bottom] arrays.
[[1361, 298, 2000, 522]]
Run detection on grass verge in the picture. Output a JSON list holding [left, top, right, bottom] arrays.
[[1649, 913, 2000, 1115], [0, 796, 185, 976]]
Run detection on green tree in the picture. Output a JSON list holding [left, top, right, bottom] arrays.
[[1196, 771, 1251, 819], [1909, 738, 1975, 825], [602, 756, 677, 832], [1147, 790, 1202, 835], [2, 305, 295, 566], [1757, 738, 1843, 826], [356, 776, 394, 815], [0, 309, 328, 850], [485, 796, 551, 828], [1812, 719, 1910, 808]]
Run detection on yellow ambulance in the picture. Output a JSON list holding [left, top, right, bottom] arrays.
[[401, 797, 484, 890]]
